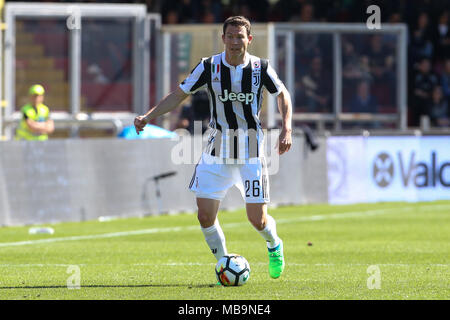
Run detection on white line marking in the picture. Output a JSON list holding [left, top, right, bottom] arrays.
[[0, 225, 199, 248], [0, 263, 447, 268], [0, 203, 448, 248], [158, 262, 450, 268]]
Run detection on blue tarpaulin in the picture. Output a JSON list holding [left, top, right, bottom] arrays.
[[118, 124, 177, 139]]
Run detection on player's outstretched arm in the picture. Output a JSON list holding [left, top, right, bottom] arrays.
[[277, 87, 293, 155], [134, 87, 189, 134]]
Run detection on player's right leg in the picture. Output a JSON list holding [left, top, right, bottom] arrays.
[[189, 153, 234, 262], [197, 197, 227, 261]]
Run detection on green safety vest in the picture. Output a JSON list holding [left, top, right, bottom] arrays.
[[15, 103, 51, 141]]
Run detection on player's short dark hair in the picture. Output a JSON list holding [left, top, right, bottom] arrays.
[[223, 16, 251, 37]]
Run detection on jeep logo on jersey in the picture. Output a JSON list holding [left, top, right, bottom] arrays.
[[218, 89, 255, 104], [373, 152, 394, 187]]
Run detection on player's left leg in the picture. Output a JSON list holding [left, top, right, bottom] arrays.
[[246, 203, 285, 279], [239, 156, 284, 279]]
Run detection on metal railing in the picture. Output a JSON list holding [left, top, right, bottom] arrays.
[[2, 111, 134, 137], [1, 3, 160, 140], [0, 7, 435, 138], [270, 23, 408, 131]]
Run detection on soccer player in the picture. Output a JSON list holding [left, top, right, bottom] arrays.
[[134, 16, 292, 279]]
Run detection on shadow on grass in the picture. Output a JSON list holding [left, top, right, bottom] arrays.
[[0, 284, 217, 289]]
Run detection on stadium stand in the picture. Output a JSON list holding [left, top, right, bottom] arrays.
[[4, 0, 450, 132]]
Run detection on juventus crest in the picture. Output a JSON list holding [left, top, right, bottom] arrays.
[[252, 60, 261, 87], [252, 73, 260, 87]]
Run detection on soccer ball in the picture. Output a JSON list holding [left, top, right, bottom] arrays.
[[215, 254, 250, 286]]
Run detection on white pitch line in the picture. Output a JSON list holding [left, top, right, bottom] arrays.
[[0, 225, 199, 248], [0, 263, 447, 268], [0, 203, 448, 248]]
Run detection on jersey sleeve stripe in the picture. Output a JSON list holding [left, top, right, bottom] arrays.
[[261, 59, 279, 95], [190, 65, 208, 92], [257, 60, 267, 115], [180, 59, 207, 94]]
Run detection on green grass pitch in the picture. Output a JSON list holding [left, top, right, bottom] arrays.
[[0, 201, 448, 300]]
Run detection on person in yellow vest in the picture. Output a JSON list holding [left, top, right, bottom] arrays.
[[15, 84, 55, 140]]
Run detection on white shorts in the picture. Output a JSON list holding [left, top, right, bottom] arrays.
[[189, 153, 270, 203]]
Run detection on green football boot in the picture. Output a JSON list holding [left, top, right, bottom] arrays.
[[268, 240, 285, 279]]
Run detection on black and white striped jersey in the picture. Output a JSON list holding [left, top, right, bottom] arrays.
[[180, 51, 284, 159]]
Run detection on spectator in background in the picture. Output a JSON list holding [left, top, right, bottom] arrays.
[[292, 2, 323, 68], [165, 10, 179, 24], [301, 56, 332, 113], [363, 35, 395, 83], [202, 11, 216, 23], [409, 12, 434, 63], [269, 0, 293, 21], [199, 0, 222, 23], [433, 11, 450, 65], [388, 12, 402, 24], [223, 0, 260, 22], [142, 0, 162, 13], [412, 58, 440, 126], [290, 1, 315, 23], [222, 0, 269, 22], [362, 34, 396, 106], [383, 12, 402, 51], [441, 59, 450, 104], [162, 0, 196, 24], [238, 4, 252, 21], [177, 0, 196, 23], [428, 86, 449, 127], [349, 81, 378, 114], [342, 40, 372, 83], [342, 38, 372, 109], [175, 90, 210, 134], [246, 0, 270, 22], [15, 85, 55, 141]]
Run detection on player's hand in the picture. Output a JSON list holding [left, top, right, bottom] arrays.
[[278, 128, 292, 155], [134, 115, 148, 135]]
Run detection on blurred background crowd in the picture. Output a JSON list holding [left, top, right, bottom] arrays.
[[8, 0, 450, 129]]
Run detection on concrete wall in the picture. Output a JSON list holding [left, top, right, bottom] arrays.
[[0, 135, 328, 226]]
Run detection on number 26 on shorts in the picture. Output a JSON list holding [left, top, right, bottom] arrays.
[[245, 180, 260, 197]]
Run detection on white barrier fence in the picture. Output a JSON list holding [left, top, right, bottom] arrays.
[[1, 134, 449, 226], [0, 135, 327, 226]]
